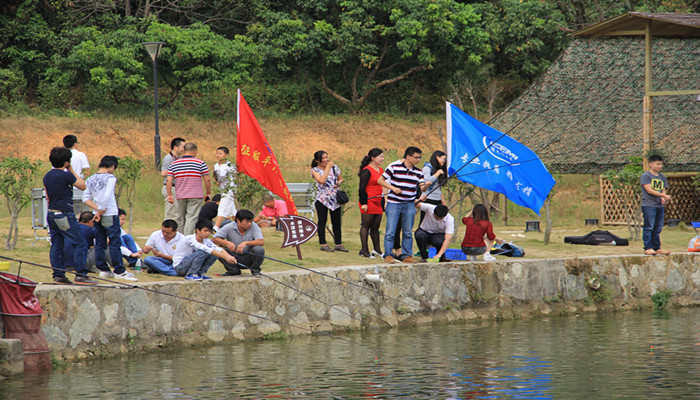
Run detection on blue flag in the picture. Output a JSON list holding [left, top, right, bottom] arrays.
[[446, 102, 555, 215]]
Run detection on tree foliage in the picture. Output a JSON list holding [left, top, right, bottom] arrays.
[[251, 0, 490, 111], [0, 157, 42, 250], [1, 0, 698, 115], [115, 156, 145, 233]]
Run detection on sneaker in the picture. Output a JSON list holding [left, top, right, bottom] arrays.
[[251, 270, 262, 277], [99, 271, 115, 279], [644, 249, 658, 255], [53, 276, 72, 284], [320, 244, 335, 252], [74, 276, 98, 285], [185, 274, 203, 281], [213, 226, 219, 233], [115, 272, 138, 281], [371, 250, 383, 258], [439, 256, 452, 262], [200, 275, 212, 280], [419, 258, 428, 263], [334, 244, 349, 253], [656, 249, 671, 255], [222, 271, 242, 276], [483, 253, 497, 262], [359, 250, 372, 258], [401, 256, 416, 264]]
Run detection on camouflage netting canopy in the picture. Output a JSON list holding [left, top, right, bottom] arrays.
[[491, 37, 700, 174]]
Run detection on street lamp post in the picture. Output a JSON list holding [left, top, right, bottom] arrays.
[[141, 42, 166, 170]]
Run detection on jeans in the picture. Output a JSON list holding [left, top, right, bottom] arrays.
[[642, 206, 664, 251], [383, 201, 417, 258], [175, 250, 217, 277], [121, 234, 140, 264], [218, 245, 265, 275], [94, 215, 125, 274], [47, 210, 88, 278], [143, 256, 177, 276], [415, 228, 445, 259]]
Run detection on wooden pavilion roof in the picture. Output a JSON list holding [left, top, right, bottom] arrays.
[[574, 12, 700, 38]]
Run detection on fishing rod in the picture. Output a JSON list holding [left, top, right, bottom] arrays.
[[242, 250, 420, 310], [0, 255, 374, 351]]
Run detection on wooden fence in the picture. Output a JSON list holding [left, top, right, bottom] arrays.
[[600, 173, 700, 225]]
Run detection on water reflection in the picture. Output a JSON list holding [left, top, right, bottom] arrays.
[[2, 309, 700, 399]]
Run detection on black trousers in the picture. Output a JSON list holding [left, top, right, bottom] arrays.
[[315, 201, 342, 245], [219, 245, 264, 274], [414, 228, 445, 259]]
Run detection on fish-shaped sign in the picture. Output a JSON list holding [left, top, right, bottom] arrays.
[[278, 215, 318, 260]]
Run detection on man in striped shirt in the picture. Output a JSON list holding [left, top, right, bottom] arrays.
[[166, 143, 211, 235], [378, 146, 429, 264]]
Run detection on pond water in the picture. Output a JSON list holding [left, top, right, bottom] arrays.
[[3, 308, 700, 399]]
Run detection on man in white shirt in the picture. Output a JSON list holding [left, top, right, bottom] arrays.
[[64, 134, 91, 213], [83, 155, 137, 282], [172, 219, 236, 280], [63, 135, 90, 178], [414, 203, 454, 263], [142, 219, 184, 276]]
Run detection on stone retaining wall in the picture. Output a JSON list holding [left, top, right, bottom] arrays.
[[35, 254, 700, 362]]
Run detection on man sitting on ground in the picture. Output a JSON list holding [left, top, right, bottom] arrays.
[[173, 219, 236, 280], [254, 194, 289, 228], [64, 211, 111, 274], [415, 203, 455, 263], [142, 219, 184, 276], [118, 208, 143, 269], [212, 209, 265, 277]]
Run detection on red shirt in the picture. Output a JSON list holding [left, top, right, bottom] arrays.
[[461, 217, 495, 248]]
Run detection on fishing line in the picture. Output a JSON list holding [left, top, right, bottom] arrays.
[[256, 270, 354, 320], [0, 255, 375, 352], [243, 251, 420, 311]]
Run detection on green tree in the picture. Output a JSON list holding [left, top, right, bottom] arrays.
[[115, 156, 144, 234], [40, 24, 148, 108], [143, 21, 258, 108], [251, 0, 489, 112], [0, 157, 42, 250], [603, 157, 644, 241], [474, 0, 569, 81]]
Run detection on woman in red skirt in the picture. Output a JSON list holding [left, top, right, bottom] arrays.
[[358, 148, 385, 258]]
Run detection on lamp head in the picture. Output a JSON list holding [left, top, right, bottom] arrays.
[[141, 42, 165, 62]]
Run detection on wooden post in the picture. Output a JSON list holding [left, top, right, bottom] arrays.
[[642, 20, 653, 171]]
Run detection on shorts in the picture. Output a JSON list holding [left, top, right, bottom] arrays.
[[461, 246, 487, 256], [217, 195, 237, 218]]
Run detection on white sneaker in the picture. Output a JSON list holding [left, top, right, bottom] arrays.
[[99, 271, 115, 278], [483, 253, 497, 262], [370, 250, 383, 258], [115, 272, 138, 281]]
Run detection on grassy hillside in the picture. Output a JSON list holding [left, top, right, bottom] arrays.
[[0, 115, 694, 284]]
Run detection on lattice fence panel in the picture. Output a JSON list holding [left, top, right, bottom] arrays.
[[600, 174, 700, 225]]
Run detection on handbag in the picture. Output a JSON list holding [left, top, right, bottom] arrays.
[[336, 189, 349, 205]]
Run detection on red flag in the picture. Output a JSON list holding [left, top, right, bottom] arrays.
[[237, 90, 298, 215]]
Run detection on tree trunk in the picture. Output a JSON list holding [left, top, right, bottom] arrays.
[[543, 198, 552, 245]]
